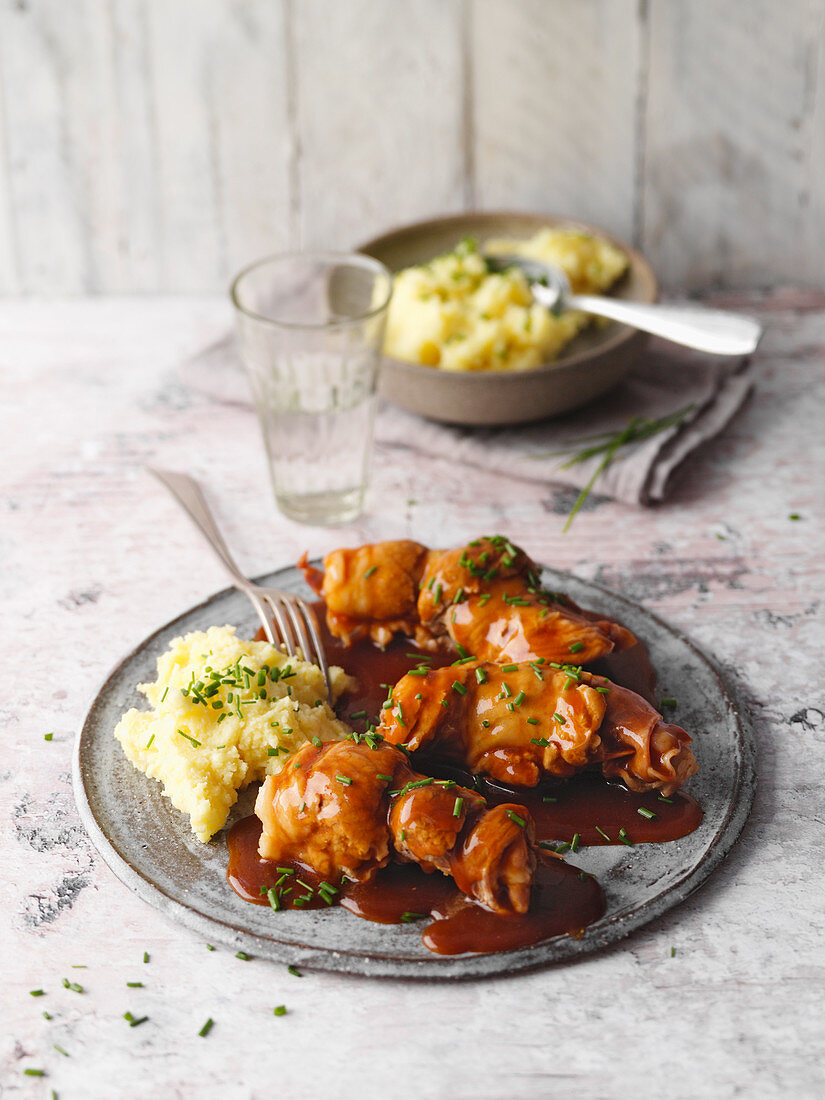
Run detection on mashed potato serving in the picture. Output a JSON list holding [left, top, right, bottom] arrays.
[[383, 228, 628, 373], [115, 625, 353, 842]]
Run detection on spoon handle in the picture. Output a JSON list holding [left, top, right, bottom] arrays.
[[564, 292, 762, 355]]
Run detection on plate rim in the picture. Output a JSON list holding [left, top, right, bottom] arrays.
[[73, 565, 757, 981]]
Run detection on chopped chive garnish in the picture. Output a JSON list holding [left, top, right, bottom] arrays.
[[235, 951, 250, 960], [526, 717, 539, 725], [30, 989, 45, 997], [399, 829, 406, 841], [408, 777, 434, 789], [126, 1014, 148, 1027], [453, 796, 464, 817], [595, 686, 611, 694], [571, 832, 580, 852], [595, 826, 611, 841], [530, 737, 549, 747], [401, 912, 425, 923], [53, 1045, 69, 1057], [205, 944, 215, 951], [126, 981, 143, 988], [198, 1018, 214, 1037], [451, 680, 467, 695], [266, 746, 279, 757], [568, 642, 584, 653], [658, 794, 675, 803], [501, 664, 519, 672], [176, 729, 201, 747], [618, 827, 634, 846], [474, 667, 488, 685], [789, 513, 801, 521], [660, 697, 677, 708], [61, 979, 83, 993], [553, 712, 566, 724], [23, 1069, 45, 1076], [42, 1011, 52, 1020], [44, 732, 53, 741], [143, 952, 149, 963], [160, 686, 169, 702], [349, 710, 367, 720], [273, 1005, 287, 1016], [512, 690, 526, 706], [506, 810, 526, 828], [542, 795, 557, 803], [671, 946, 676, 957], [335, 774, 353, 786], [637, 807, 657, 820], [579, 871, 589, 882], [481, 719, 489, 727], [287, 965, 302, 977], [434, 583, 442, 604]]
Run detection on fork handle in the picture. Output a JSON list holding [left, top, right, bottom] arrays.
[[147, 467, 256, 594]]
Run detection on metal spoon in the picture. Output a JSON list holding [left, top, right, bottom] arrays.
[[485, 255, 762, 356]]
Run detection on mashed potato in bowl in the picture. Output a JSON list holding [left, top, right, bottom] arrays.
[[383, 228, 628, 374], [114, 625, 353, 842]]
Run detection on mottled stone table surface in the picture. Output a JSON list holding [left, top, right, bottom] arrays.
[[3, 290, 824, 1099]]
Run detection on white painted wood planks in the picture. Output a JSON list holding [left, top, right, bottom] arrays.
[[0, 0, 822, 293]]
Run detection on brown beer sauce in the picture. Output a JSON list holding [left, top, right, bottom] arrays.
[[240, 600, 701, 953], [227, 814, 605, 956]]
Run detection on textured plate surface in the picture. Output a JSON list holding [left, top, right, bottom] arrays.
[[74, 565, 755, 980]]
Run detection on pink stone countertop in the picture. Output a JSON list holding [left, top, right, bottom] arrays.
[[2, 290, 824, 1098]]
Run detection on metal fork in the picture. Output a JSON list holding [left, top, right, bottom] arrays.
[[148, 467, 330, 692]]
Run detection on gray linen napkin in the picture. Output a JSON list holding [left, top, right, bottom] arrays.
[[373, 341, 754, 505], [181, 334, 753, 507]]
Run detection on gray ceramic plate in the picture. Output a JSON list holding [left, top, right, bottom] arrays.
[[358, 212, 657, 427], [74, 565, 755, 980]]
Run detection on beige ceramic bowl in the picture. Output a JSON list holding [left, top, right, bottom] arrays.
[[358, 212, 657, 426]]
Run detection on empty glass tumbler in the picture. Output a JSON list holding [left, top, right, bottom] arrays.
[[231, 252, 392, 525]]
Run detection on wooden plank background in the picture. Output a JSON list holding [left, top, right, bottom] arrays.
[[0, 0, 822, 294]]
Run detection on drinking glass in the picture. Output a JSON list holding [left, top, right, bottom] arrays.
[[231, 252, 392, 525]]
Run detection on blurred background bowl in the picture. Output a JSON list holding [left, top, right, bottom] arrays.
[[358, 211, 657, 426]]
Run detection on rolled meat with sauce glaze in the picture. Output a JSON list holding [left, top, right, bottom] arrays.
[[254, 739, 536, 914], [301, 536, 635, 662], [378, 660, 697, 796]]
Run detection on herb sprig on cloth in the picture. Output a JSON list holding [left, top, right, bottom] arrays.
[[533, 404, 695, 531]]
